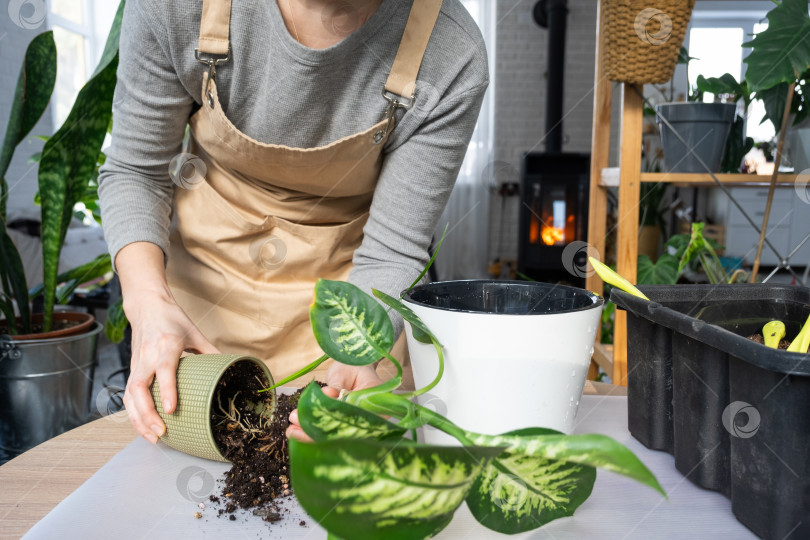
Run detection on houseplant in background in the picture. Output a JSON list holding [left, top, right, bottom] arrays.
[[655, 50, 737, 173], [0, 1, 125, 458], [695, 73, 754, 173]]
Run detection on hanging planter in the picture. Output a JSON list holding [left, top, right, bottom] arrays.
[[600, 0, 696, 85]]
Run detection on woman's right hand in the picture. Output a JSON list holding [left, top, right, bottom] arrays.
[[116, 242, 219, 444]]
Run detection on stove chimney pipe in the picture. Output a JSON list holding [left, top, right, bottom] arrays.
[[534, 0, 569, 154]]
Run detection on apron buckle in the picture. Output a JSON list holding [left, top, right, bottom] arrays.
[[376, 88, 415, 144], [195, 48, 231, 107]]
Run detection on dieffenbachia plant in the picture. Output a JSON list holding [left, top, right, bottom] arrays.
[[284, 279, 665, 540]]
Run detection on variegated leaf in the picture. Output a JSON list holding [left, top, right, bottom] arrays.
[[466, 428, 665, 533], [297, 382, 406, 442], [372, 288, 439, 345], [0, 31, 56, 200], [310, 279, 394, 366], [467, 428, 595, 533], [38, 1, 124, 331], [289, 438, 502, 540], [467, 430, 665, 495]]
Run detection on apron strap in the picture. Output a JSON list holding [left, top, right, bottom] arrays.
[[198, 0, 232, 56], [384, 0, 443, 101]]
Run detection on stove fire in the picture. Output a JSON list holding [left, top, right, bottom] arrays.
[[518, 153, 590, 285]]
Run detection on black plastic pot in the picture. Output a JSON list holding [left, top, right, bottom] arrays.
[[657, 102, 736, 173], [612, 284, 810, 540]]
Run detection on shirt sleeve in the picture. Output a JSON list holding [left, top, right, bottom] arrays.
[[348, 79, 489, 337], [97, 0, 195, 270]]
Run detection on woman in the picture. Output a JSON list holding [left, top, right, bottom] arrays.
[[98, 0, 488, 444]]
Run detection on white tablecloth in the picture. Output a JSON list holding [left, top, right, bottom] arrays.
[[23, 395, 757, 539]]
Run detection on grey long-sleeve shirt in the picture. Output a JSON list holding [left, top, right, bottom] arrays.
[[98, 0, 488, 332]]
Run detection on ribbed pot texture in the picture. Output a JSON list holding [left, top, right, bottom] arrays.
[[150, 354, 276, 462]]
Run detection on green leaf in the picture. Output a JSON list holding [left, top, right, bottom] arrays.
[[28, 252, 111, 301], [464, 430, 665, 533], [466, 428, 596, 533], [697, 74, 748, 105], [0, 220, 30, 334], [289, 437, 502, 540], [677, 46, 697, 65], [637, 254, 679, 285], [721, 115, 754, 173], [105, 295, 128, 344], [743, 0, 810, 91], [678, 222, 706, 274], [372, 288, 438, 345], [38, 1, 124, 331], [758, 82, 790, 131], [297, 382, 406, 442], [310, 279, 394, 366], [0, 31, 57, 217]]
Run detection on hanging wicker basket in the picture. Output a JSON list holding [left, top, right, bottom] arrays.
[[600, 0, 696, 85]]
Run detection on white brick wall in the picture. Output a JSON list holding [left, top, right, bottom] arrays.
[[489, 0, 616, 264], [0, 15, 53, 218]]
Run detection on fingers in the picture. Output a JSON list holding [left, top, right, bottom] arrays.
[[286, 409, 313, 443], [322, 386, 340, 398], [154, 337, 182, 415], [124, 371, 161, 444]]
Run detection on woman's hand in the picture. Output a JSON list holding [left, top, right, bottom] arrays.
[[116, 242, 219, 444], [286, 363, 383, 442]]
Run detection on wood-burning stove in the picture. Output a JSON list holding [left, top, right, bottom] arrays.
[[518, 152, 590, 286]]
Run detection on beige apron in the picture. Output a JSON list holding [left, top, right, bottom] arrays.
[[165, 0, 442, 384]]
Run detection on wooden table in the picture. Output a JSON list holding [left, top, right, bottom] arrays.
[[0, 381, 624, 539]]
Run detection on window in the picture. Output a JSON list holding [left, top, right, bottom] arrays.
[[688, 1, 774, 142], [48, 0, 118, 126]]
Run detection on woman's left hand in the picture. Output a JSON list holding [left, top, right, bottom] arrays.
[[286, 363, 383, 442]]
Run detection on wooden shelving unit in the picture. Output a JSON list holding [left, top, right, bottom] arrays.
[[585, 4, 802, 385]]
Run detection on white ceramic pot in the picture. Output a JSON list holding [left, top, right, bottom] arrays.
[[403, 280, 604, 444]]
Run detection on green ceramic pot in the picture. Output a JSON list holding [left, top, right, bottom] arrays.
[[150, 354, 277, 462]]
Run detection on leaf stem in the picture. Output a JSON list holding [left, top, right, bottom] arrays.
[[259, 354, 328, 392], [400, 337, 444, 399]]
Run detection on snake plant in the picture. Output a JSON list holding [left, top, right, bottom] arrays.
[[0, 2, 125, 335], [283, 279, 665, 540]]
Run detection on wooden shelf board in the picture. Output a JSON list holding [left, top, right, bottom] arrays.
[[640, 172, 800, 186], [598, 169, 801, 187]]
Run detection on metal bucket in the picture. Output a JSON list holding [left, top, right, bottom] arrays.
[[0, 322, 102, 458]]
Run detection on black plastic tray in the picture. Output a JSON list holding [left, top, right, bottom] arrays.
[[611, 284, 810, 540]]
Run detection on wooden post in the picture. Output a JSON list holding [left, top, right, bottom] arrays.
[[586, 0, 612, 296], [613, 84, 644, 386], [586, 0, 612, 379]]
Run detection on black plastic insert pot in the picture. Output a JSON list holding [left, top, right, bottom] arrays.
[[403, 280, 603, 314], [611, 284, 810, 540]]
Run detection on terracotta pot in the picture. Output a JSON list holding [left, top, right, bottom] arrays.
[[1, 311, 95, 341], [150, 354, 277, 462]]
